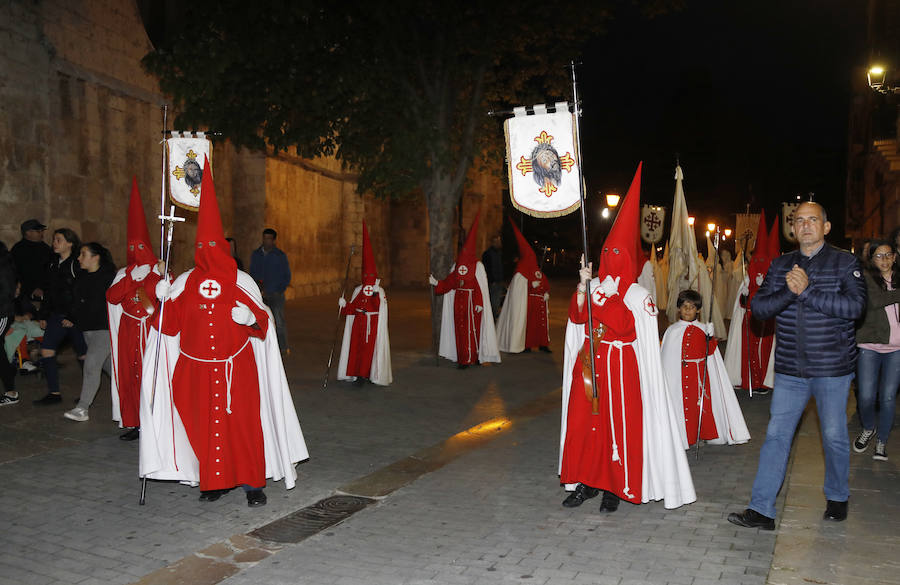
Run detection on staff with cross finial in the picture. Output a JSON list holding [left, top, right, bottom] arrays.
[[139, 204, 184, 505]]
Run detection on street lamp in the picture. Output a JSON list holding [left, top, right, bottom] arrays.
[[601, 207, 610, 219], [706, 222, 716, 233], [724, 228, 732, 238], [606, 193, 620, 208], [867, 65, 899, 95], [687, 216, 695, 226]]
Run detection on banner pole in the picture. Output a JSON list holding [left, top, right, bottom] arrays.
[[570, 61, 600, 416]]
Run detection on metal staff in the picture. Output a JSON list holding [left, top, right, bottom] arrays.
[[140, 204, 185, 505], [739, 233, 755, 397], [158, 105, 168, 257], [696, 331, 711, 460], [323, 245, 357, 390], [427, 243, 439, 367], [570, 61, 601, 415]]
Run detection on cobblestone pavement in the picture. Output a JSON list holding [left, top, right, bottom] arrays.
[[0, 283, 894, 585]]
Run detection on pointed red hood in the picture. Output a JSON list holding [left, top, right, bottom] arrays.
[[194, 155, 236, 277], [361, 221, 378, 286], [768, 215, 781, 259], [126, 176, 157, 266], [509, 218, 538, 277], [598, 162, 643, 284], [457, 211, 481, 267]]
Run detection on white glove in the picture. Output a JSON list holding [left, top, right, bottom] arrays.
[[755, 273, 765, 286], [131, 264, 151, 282], [338, 296, 347, 308], [428, 274, 438, 286], [475, 305, 483, 313], [543, 293, 550, 302], [598, 275, 620, 297], [231, 301, 255, 326], [531, 280, 540, 289], [155, 279, 172, 300]]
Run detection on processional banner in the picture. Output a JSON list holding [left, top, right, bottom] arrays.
[[781, 202, 799, 243], [504, 103, 581, 218], [641, 205, 666, 244], [734, 213, 760, 257], [166, 132, 212, 211]]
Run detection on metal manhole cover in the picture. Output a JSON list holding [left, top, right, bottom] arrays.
[[250, 495, 376, 543]]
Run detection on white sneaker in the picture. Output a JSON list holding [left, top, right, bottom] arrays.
[[19, 361, 37, 372], [64, 407, 89, 422], [873, 441, 888, 461]]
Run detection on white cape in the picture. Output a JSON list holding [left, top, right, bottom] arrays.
[[559, 281, 696, 509], [438, 262, 501, 364], [337, 281, 392, 385], [723, 275, 775, 389], [496, 272, 528, 353], [139, 269, 309, 489], [660, 320, 750, 447], [637, 260, 656, 304]]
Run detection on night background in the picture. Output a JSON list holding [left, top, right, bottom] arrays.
[[515, 0, 868, 260]]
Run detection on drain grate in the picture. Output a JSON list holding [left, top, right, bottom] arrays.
[[250, 495, 376, 543]]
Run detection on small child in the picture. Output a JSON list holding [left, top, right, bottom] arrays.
[[660, 289, 749, 447]]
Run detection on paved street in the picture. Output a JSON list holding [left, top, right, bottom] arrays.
[[0, 283, 897, 585]]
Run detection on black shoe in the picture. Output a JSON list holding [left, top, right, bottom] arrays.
[[246, 489, 267, 507], [522, 348, 532, 353], [119, 428, 140, 441], [599, 491, 620, 512], [727, 508, 775, 530], [199, 489, 228, 502], [353, 377, 367, 387], [751, 387, 770, 396], [823, 500, 848, 521], [561, 483, 600, 508], [457, 363, 469, 370], [32, 393, 62, 406], [539, 346, 552, 353]]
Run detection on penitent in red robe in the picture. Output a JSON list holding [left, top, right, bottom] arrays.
[[678, 322, 719, 444], [107, 269, 161, 428], [435, 264, 483, 365], [158, 271, 269, 490], [525, 272, 550, 349], [560, 291, 643, 503], [340, 286, 380, 378]]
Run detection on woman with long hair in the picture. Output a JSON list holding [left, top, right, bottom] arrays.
[[33, 228, 84, 405], [63, 242, 116, 421], [854, 239, 900, 461]]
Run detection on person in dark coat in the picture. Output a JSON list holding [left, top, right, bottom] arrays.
[[10, 219, 52, 316], [0, 243, 19, 405]]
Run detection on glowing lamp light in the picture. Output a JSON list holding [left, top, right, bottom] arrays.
[[868, 65, 886, 91], [606, 193, 621, 208], [724, 228, 732, 237], [687, 216, 695, 226], [601, 207, 611, 219], [707, 222, 716, 232]]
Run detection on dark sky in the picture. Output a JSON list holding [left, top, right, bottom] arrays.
[[571, 0, 868, 242]]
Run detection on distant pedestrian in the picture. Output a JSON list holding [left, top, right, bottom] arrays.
[[63, 243, 116, 422], [481, 233, 504, 318], [852, 240, 900, 462], [249, 228, 291, 351], [10, 219, 52, 315], [729, 202, 866, 530]]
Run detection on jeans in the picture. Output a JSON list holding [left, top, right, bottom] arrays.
[[856, 347, 900, 443], [265, 291, 287, 350], [749, 372, 853, 519]]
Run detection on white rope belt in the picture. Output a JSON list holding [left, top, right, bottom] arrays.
[[459, 288, 480, 362], [179, 338, 251, 415], [361, 311, 379, 341], [683, 357, 709, 407], [122, 311, 150, 357], [599, 338, 635, 500]]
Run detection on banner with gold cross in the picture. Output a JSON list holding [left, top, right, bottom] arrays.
[[504, 103, 580, 218], [166, 132, 212, 211]]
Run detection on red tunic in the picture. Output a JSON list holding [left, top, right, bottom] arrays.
[[561, 291, 643, 502], [740, 297, 775, 390], [524, 270, 550, 349], [159, 272, 269, 490], [341, 286, 380, 378], [106, 271, 161, 428], [435, 264, 483, 365], [680, 323, 719, 445]]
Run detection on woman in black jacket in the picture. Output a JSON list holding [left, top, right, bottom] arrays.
[[63, 242, 116, 422], [33, 228, 84, 405]]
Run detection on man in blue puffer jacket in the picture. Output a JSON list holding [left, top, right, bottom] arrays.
[[728, 202, 866, 530]]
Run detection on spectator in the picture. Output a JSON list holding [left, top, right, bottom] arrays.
[[10, 219, 52, 315], [4, 284, 44, 374], [249, 228, 291, 351], [852, 240, 900, 461], [0, 243, 19, 405], [33, 228, 84, 406], [728, 202, 866, 530], [481, 233, 504, 318], [64, 243, 116, 422]]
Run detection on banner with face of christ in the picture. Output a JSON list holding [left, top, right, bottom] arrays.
[[166, 133, 212, 211], [504, 103, 581, 218]]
